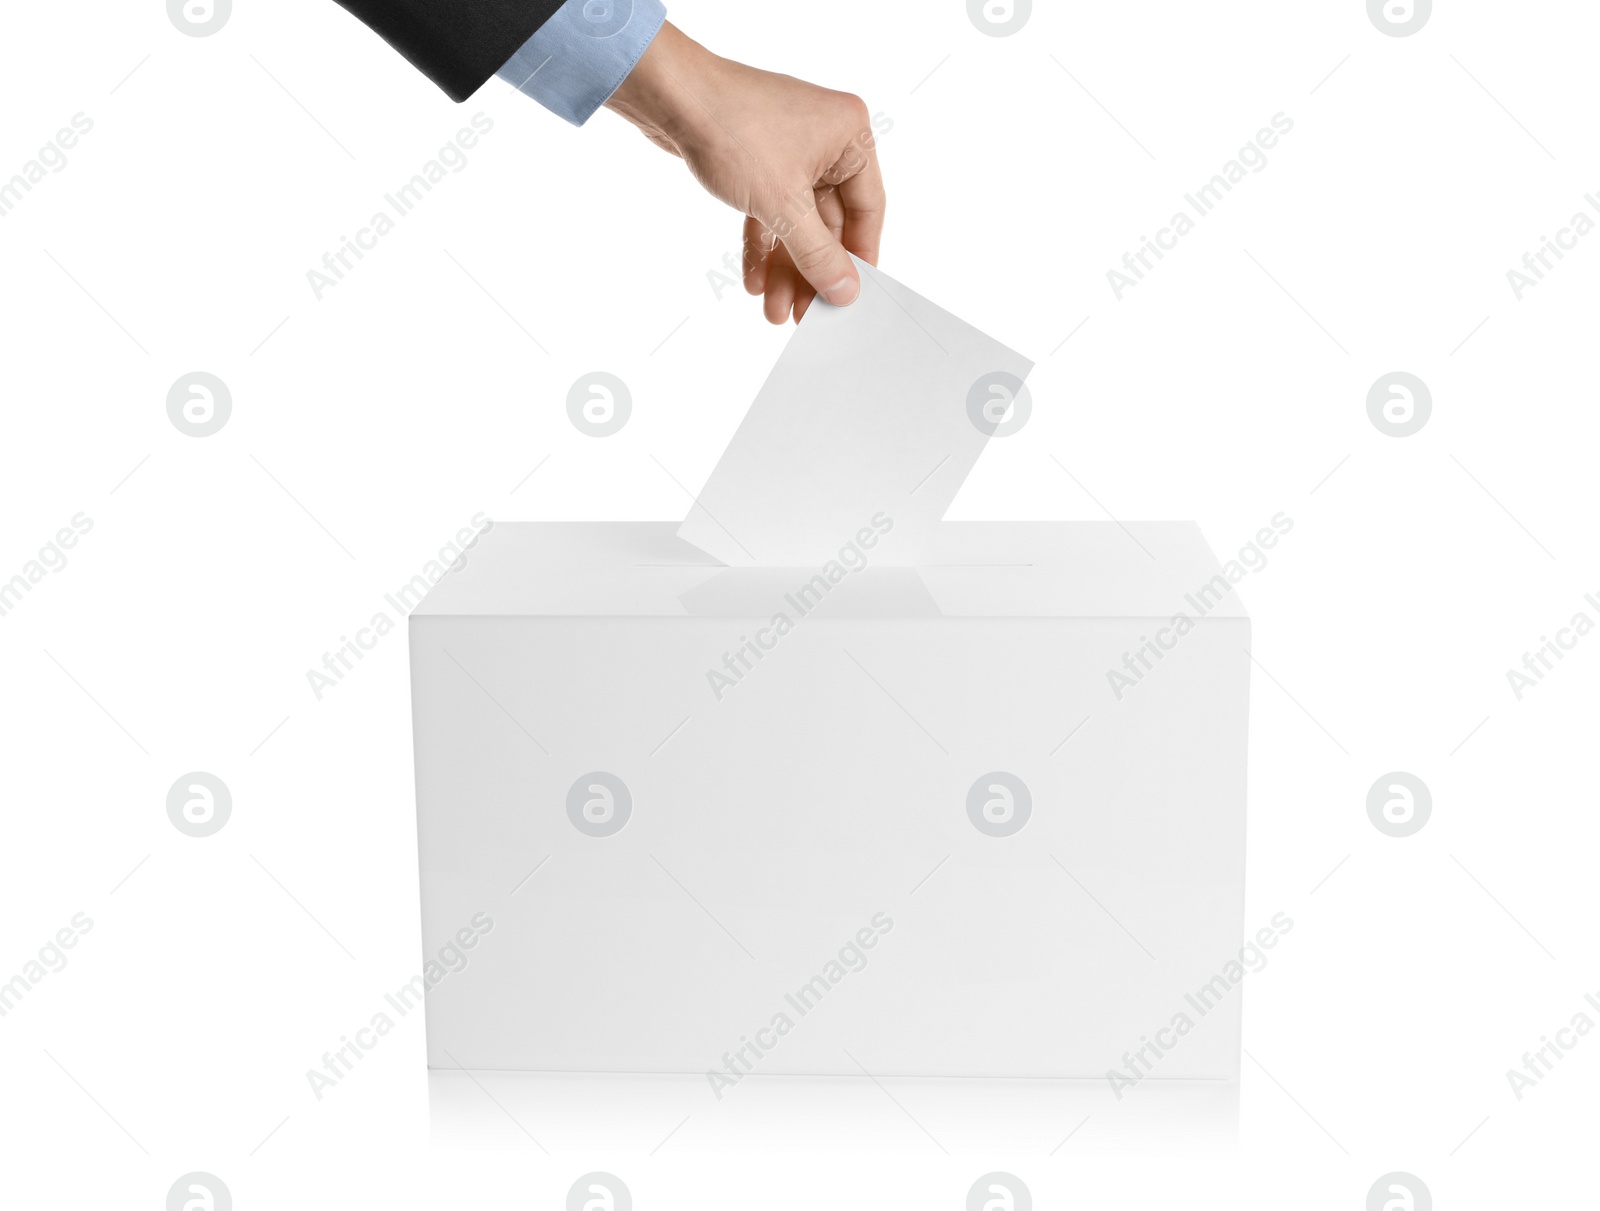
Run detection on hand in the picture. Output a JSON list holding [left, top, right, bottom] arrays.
[[606, 22, 885, 324]]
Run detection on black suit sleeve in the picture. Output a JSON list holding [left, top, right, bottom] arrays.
[[331, 0, 568, 102]]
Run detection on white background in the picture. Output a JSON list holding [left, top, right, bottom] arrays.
[[2, 0, 1597, 1206]]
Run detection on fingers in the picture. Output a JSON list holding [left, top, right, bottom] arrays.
[[747, 216, 795, 325], [836, 146, 886, 268], [777, 203, 860, 309], [815, 98, 884, 267], [792, 281, 818, 324], [794, 184, 847, 323], [756, 182, 857, 324], [742, 215, 773, 297], [764, 253, 798, 325], [745, 101, 881, 324]]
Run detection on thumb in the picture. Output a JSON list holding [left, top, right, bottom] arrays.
[[778, 205, 861, 308]]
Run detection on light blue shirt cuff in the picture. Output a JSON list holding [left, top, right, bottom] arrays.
[[497, 0, 668, 127]]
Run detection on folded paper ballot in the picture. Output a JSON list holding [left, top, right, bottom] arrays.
[[677, 255, 1034, 567]]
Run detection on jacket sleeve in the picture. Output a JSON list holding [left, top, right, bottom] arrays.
[[330, 0, 568, 102]]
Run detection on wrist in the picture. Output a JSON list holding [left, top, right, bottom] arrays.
[[605, 22, 722, 148]]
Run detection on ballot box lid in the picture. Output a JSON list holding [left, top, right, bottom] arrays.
[[411, 521, 1255, 620]]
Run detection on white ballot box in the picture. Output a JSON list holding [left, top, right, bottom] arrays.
[[408, 519, 1252, 1082]]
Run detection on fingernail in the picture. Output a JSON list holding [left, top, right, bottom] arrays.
[[823, 276, 860, 306]]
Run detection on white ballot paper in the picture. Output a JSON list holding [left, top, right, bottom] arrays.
[[677, 256, 1034, 566]]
